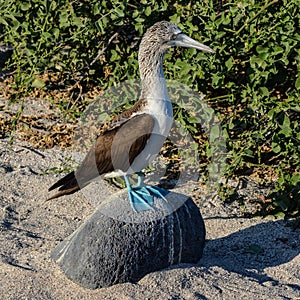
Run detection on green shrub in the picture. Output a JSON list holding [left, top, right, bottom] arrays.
[[1, 0, 299, 216]]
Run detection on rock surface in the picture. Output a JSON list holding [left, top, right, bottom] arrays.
[[51, 190, 206, 289]]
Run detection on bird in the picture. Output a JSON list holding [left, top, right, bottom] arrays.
[[48, 21, 215, 212]]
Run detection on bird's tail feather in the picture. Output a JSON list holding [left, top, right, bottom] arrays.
[[47, 186, 80, 200], [47, 171, 80, 200], [48, 171, 76, 191]]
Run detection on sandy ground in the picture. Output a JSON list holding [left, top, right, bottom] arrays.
[[1, 137, 300, 300]]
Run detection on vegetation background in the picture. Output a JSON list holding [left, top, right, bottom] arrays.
[[0, 0, 299, 217]]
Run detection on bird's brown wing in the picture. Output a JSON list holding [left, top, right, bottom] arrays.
[[48, 113, 155, 200]]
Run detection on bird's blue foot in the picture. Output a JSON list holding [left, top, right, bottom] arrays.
[[124, 174, 169, 212], [127, 186, 154, 212]]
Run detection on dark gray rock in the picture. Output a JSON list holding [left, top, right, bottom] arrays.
[[51, 190, 206, 289]]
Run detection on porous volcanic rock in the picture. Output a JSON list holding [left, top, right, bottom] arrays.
[[51, 190, 206, 289]]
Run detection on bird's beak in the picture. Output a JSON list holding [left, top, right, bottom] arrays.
[[169, 33, 215, 53]]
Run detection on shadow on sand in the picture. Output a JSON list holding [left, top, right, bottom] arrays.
[[201, 218, 300, 290]]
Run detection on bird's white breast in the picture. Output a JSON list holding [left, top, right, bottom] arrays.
[[105, 79, 173, 178], [127, 78, 173, 175], [126, 103, 172, 175]]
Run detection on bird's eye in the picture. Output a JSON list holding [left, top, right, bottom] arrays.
[[171, 34, 177, 41]]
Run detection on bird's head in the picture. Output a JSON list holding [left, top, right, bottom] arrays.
[[141, 21, 215, 54]]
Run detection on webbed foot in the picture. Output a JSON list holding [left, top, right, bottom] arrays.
[[124, 174, 169, 212]]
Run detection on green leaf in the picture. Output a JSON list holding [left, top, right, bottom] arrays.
[[273, 45, 284, 55], [272, 142, 281, 153], [59, 11, 69, 28], [0, 17, 9, 26], [274, 211, 286, 218], [145, 6, 152, 16], [210, 125, 220, 143], [295, 76, 300, 90], [110, 50, 119, 61], [52, 28, 60, 39], [114, 7, 124, 17], [225, 57, 234, 71], [291, 174, 300, 185], [188, 116, 200, 123], [259, 87, 269, 97], [20, 2, 31, 11], [32, 77, 45, 88], [279, 115, 291, 136], [256, 45, 268, 54]]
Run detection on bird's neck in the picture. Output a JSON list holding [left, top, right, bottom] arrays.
[[137, 40, 173, 137], [138, 45, 169, 101]]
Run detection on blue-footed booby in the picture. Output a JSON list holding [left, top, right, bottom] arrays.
[[48, 21, 215, 211]]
